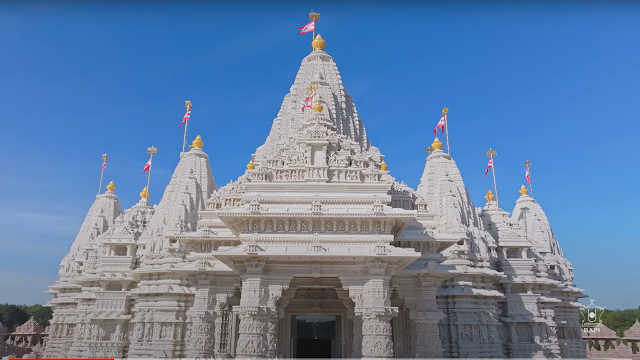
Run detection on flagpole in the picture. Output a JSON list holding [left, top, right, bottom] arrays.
[[525, 160, 534, 197], [147, 146, 157, 194], [311, 82, 317, 104], [98, 154, 107, 195], [487, 148, 498, 207], [443, 107, 450, 155], [182, 101, 192, 153], [310, 12, 320, 39]]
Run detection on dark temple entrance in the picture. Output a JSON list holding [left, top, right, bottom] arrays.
[[296, 338, 332, 358], [292, 314, 340, 358]]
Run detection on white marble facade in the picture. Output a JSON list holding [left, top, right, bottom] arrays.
[[43, 35, 586, 359]]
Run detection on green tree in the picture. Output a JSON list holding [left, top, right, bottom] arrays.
[[0, 304, 29, 332], [601, 307, 640, 337], [26, 305, 53, 328]]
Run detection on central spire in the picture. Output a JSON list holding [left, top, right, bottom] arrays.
[[253, 34, 371, 164]]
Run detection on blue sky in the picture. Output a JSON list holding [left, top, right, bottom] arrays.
[[0, 1, 638, 309]]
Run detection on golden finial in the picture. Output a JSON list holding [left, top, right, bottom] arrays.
[[519, 185, 529, 195], [191, 135, 203, 149], [247, 159, 255, 170], [140, 187, 150, 199], [312, 102, 323, 112], [312, 34, 326, 51], [485, 190, 495, 202], [185, 100, 192, 110], [380, 160, 388, 171], [432, 137, 443, 150], [106, 181, 115, 192], [442, 107, 449, 116]]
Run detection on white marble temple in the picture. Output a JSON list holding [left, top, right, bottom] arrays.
[[43, 35, 586, 359]]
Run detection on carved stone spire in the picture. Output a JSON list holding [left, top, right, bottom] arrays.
[[416, 143, 482, 232], [59, 186, 122, 278], [137, 141, 217, 256], [254, 37, 370, 165], [510, 190, 578, 286], [511, 191, 563, 257]]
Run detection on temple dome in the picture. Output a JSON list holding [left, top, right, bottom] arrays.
[[312, 34, 326, 51]]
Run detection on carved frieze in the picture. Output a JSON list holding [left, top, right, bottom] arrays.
[[239, 218, 392, 235]]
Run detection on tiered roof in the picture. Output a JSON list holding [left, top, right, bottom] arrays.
[[12, 317, 44, 335], [624, 319, 640, 340]]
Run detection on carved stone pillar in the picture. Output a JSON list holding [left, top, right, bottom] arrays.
[[510, 323, 519, 344], [345, 287, 363, 358], [265, 283, 287, 359], [275, 289, 290, 359], [185, 278, 215, 359], [345, 276, 397, 359], [360, 310, 395, 359], [412, 313, 445, 358], [235, 278, 268, 359], [264, 317, 279, 359], [234, 270, 291, 360], [350, 316, 362, 358], [338, 289, 354, 358], [213, 291, 234, 359], [400, 279, 445, 358]]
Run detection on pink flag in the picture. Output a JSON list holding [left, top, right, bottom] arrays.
[[298, 20, 315, 35], [302, 95, 312, 112], [101, 159, 107, 170], [179, 108, 191, 128], [483, 158, 493, 177], [434, 116, 445, 136], [526, 166, 531, 184], [143, 158, 152, 174]]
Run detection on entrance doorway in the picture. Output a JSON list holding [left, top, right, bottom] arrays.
[[291, 314, 341, 358]]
